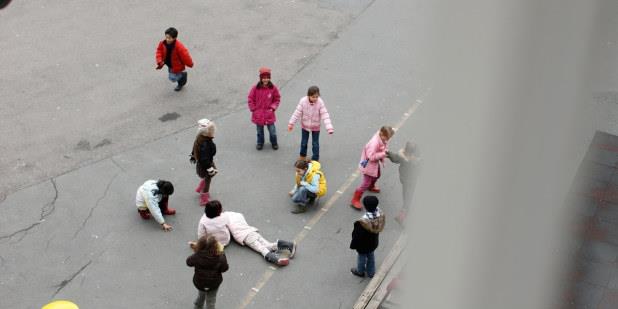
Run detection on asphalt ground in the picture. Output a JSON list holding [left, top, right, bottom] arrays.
[[0, 0, 422, 308]]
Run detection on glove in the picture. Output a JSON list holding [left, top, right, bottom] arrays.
[[189, 156, 196, 164], [288, 124, 293, 132], [156, 62, 164, 70], [207, 167, 218, 177]]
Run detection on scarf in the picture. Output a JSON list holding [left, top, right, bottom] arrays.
[[362, 207, 382, 221]]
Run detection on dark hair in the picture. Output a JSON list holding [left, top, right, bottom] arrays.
[[156, 180, 174, 195], [307, 85, 320, 97], [256, 80, 273, 89], [205, 200, 223, 218], [165, 27, 178, 39], [195, 235, 221, 256], [294, 159, 308, 170]]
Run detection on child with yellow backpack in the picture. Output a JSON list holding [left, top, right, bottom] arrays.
[[289, 159, 327, 213]]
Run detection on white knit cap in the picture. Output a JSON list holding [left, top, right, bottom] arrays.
[[197, 118, 216, 137]]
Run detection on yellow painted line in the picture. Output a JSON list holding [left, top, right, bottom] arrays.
[[236, 101, 423, 309]]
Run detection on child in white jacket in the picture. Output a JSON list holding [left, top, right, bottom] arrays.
[[190, 200, 296, 266]]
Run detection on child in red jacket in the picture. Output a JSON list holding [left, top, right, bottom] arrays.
[[155, 27, 194, 91], [248, 67, 281, 150]]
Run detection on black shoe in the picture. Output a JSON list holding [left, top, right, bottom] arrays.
[[291, 204, 307, 214], [265, 252, 289, 266], [174, 83, 184, 91], [256, 144, 263, 150], [277, 240, 296, 258], [272, 144, 279, 150], [351, 268, 365, 277]]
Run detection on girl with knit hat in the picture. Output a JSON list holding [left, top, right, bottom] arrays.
[[350, 196, 385, 278], [288, 85, 334, 161], [187, 235, 229, 309], [248, 67, 281, 150], [350, 126, 395, 209], [191, 118, 218, 206]]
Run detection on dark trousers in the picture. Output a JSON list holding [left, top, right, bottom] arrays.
[[300, 129, 320, 161]]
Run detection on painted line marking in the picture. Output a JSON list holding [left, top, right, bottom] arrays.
[[236, 100, 424, 308]]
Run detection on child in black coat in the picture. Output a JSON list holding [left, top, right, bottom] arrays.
[[350, 196, 385, 278], [187, 235, 228, 309]]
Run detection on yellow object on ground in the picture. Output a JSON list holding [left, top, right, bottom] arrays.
[[42, 300, 79, 309]]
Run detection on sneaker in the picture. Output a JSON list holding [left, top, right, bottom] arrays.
[[256, 144, 264, 150], [351, 268, 365, 277], [265, 252, 289, 266], [174, 84, 184, 91], [277, 240, 296, 259], [272, 144, 279, 150], [291, 204, 307, 214]]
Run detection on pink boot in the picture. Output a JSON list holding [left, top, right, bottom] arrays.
[[199, 192, 210, 206], [195, 179, 206, 193]]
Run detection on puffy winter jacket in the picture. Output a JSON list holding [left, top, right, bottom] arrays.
[[288, 96, 333, 132], [248, 83, 281, 125], [155, 39, 194, 73], [186, 251, 229, 290]]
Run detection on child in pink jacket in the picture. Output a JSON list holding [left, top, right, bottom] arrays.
[[350, 126, 395, 210], [248, 67, 281, 150], [288, 86, 334, 161]]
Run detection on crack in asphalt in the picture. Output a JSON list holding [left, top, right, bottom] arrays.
[[72, 173, 119, 239], [0, 178, 59, 241], [52, 260, 92, 297], [110, 157, 126, 173]]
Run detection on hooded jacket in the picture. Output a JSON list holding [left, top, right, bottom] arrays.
[[186, 250, 229, 290], [248, 83, 281, 125], [349, 212, 386, 254]]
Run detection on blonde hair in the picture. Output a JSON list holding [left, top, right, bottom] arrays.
[[197, 118, 216, 137]]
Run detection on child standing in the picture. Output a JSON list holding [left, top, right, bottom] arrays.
[[350, 196, 385, 278], [248, 67, 281, 150], [350, 126, 395, 210], [289, 159, 327, 214], [287, 86, 334, 161], [387, 141, 421, 225], [186, 235, 229, 309], [191, 119, 218, 206], [135, 179, 175, 231], [155, 27, 194, 91]]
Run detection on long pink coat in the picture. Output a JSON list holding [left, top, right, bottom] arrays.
[[288, 96, 334, 133], [248, 84, 281, 125], [359, 132, 389, 177]]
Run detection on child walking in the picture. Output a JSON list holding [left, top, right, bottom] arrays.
[[248, 67, 281, 150], [187, 235, 229, 309], [191, 118, 218, 206], [350, 126, 395, 210], [155, 27, 194, 91], [350, 196, 385, 278], [287, 86, 334, 161]]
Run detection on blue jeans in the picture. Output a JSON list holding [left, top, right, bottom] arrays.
[[168, 69, 184, 82], [357, 251, 376, 277], [256, 124, 277, 145], [300, 129, 320, 161], [291, 186, 317, 205]]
